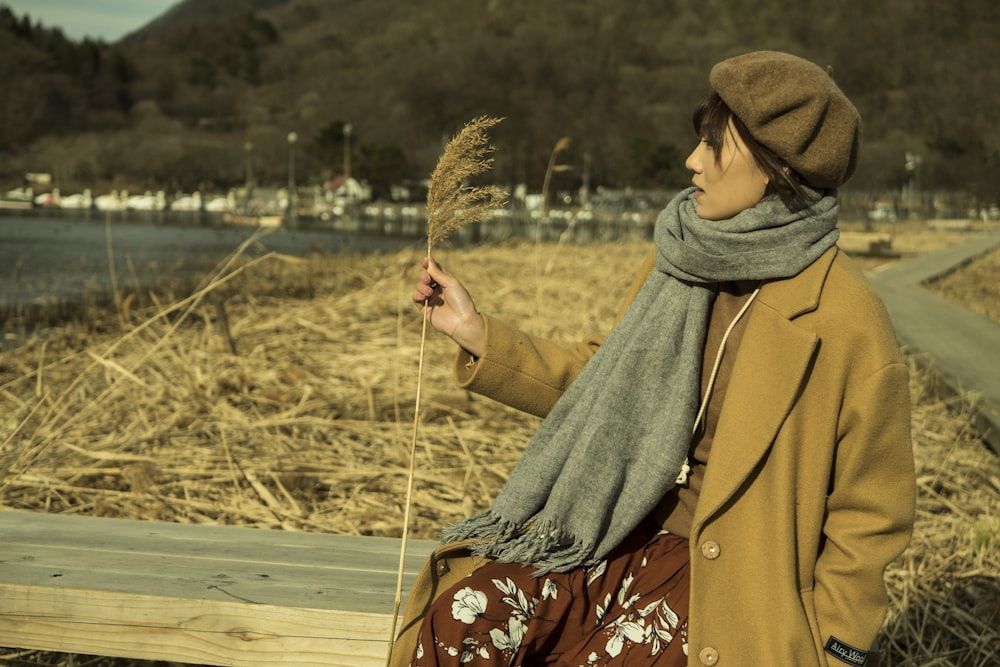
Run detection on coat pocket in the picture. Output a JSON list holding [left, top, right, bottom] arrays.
[[388, 539, 491, 666]]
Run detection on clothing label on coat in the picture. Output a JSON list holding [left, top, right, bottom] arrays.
[[824, 637, 869, 666]]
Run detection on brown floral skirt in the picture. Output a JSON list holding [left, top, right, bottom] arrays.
[[409, 522, 690, 666]]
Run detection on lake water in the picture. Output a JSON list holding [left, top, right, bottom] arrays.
[[0, 211, 421, 309]]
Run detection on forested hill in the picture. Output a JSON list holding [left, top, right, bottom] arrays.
[[1, 0, 998, 202]]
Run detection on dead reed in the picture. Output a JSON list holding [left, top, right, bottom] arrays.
[[424, 115, 508, 252], [877, 359, 999, 666], [389, 115, 507, 659], [0, 230, 996, 666], [928, 244, 1000, 324]]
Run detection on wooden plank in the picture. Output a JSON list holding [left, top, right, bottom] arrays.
[[0, 510, 440, 666], [1, 511, 436, 612], [2, 510, 426, 565], [5, 541, 409, 611], [0, 584, 393, 666]]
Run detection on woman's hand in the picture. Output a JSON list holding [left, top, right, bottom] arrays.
[[412, 256, 486, 358]]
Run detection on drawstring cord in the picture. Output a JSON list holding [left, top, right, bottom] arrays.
[[675, 285, 762, 485]]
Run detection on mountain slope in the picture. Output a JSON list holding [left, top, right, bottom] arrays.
[[1, 0, 998, 202]]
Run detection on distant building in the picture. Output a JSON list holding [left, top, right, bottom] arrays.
[[323, 175, 369, 204]]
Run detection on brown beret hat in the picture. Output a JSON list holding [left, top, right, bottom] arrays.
[[710, 51, 860, 189]]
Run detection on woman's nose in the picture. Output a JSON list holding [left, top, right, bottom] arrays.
[[685, 145, 702, 173]]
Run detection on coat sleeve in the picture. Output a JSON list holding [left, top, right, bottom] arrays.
[[451, 249, 657, 418], [452, 314, 602, 417], [815, 360, 916, 664]]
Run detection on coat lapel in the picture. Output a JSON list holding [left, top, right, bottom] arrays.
[[691, 248, 837, 529]]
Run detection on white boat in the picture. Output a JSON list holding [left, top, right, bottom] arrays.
[[0, 187, 33, 209], [126, 191, 166, 211], [204, 192, 234, 212], [34, 188, 60, 207], [59, 189, 93, 209], [169, 192, 202, 211], [94, 190, 125, 211]]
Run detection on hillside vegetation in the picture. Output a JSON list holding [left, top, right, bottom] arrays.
[[1, 0, 999, 204]]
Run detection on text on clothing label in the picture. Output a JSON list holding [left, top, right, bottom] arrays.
[[824, 637, 869, 666]]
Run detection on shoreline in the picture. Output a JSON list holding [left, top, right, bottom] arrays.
[[0, 212, 422, 307]]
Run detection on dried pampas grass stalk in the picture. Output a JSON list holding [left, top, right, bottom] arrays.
[[425, 115, 508, 253], [387, 116, 507, 664]]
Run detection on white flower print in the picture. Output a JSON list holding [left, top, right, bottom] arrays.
[[587, 559, 607, 586], [657, 597, 680, 629], [454, 637, 491, 664], [638, 598, 660, 617], [451, 587, 488, 624], [637, 595, 681, 653], [595, 592, 612, 626], [424, 537, 689, 665], [489, 615, 527, 652], [650, 619, 674, 653], [616, 573, 641, 610], [605, 615, 646, 658], [541, 578, 558, 601], [492, 577, 537, 619]]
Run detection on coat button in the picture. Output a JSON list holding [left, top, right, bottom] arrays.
[[700, 540, 721, 560], [435, 559, 451, 576], [698, 646, 720, 665]]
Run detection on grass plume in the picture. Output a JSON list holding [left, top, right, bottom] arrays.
[[387, 115, 506, 664], [425, 115, 508, 251]]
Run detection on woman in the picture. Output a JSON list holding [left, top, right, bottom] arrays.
[[407, 51, 915, 667]]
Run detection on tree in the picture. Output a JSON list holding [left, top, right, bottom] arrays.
[[357, 143, 408, 200], [626, 137, 687, 189], [308, 121, 353, 176]]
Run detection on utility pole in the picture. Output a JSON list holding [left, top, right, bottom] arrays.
[[343, 123, 353, 180], [287, 131, 298, 225], [905, 152, 922, 219], [244, 141, 254, 212]]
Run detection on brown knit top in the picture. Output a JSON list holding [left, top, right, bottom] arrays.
[[650, 280, 760, 537]]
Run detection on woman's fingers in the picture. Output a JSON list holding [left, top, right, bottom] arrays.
[[413, 259, 446, 308]]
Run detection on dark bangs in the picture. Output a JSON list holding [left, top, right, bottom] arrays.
[[692, 92, 813, 210], [691, 93, 733, 158]]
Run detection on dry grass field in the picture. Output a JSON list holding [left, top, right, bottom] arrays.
[[0, 223, 997, 666]]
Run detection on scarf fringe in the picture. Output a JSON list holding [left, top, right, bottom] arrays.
[[442, 511, 597, 575]]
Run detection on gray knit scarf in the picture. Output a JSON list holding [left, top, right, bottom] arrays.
[[442, 186, 840, 573]]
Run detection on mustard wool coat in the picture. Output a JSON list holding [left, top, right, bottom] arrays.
[[450, 246, 916, 667]]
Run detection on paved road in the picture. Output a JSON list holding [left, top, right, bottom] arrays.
[[867, 230, 1000, 452]]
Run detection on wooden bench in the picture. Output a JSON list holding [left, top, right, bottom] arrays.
[[838, 231, 897, 257], [0, 510, 437, 666]]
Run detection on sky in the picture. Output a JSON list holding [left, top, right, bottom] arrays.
[[3, 0, 178, 42]]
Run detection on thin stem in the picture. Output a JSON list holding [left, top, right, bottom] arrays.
[[386, 301, 428, 664], [387, 117, 504, 663], [386, 239, 434, 664], [105, 213, 123, 328]]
